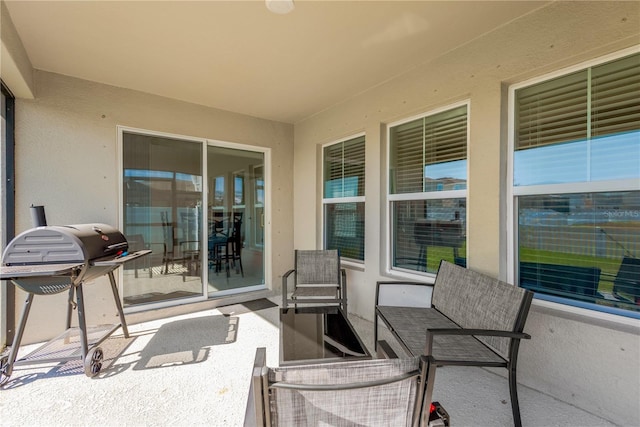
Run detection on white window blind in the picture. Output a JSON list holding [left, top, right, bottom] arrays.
[[591, 54, 640, 137], [390, 105, 467, 194], [515, 53, 640, 150], [516, 71, 588, 150], [324, 136, 365, 198], [514, 53, 640, 187]]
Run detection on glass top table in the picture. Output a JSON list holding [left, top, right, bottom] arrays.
[[279, 306, 371, 365]]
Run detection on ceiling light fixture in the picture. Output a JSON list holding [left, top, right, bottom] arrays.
[[266, 0, 295, 15]]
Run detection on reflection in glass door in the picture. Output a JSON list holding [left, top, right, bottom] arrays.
[[122, 132, 203, 307], [121, 130, 267, 308], [207, 146, 264, 295]]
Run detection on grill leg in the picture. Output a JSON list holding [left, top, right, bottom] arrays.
[[75, 284, 90, 359], [2, 293, 35, 380], [66, 285, 75, 330], [108, 271, 129, 338]]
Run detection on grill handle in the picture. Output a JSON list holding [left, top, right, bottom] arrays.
[[105, 242, 128, 252]]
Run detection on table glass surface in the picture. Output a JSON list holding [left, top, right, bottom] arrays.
[[279, 306, 371, 365]]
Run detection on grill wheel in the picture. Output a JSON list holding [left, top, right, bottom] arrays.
[[0, 356, 9, 386], [84, 347, 104, 377]]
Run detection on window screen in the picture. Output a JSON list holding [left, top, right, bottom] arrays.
[[323, 135, 365, 261], [389, 104, 468, 274], [513, 52, 640, 317]]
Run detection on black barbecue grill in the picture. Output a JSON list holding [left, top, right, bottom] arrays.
[[0, 223, 150, 385]]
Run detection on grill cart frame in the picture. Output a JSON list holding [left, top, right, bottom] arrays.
[[0, 224, 150, 386]]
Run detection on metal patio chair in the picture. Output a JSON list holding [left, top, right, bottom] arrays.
[[244, 347, 436, 427], [282, 249, 347, 312]]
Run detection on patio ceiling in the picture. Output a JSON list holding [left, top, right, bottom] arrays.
[[4, 0, 549, 124]]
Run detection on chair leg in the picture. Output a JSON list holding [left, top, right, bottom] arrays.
[[373, 315, 379, 352], [282, 276, 288, 309], [421, 356, 438, 426], [340, 269, 347, 314], [509, 364, 523, 427], [236, 255, 244, 277], [342, 288, 347, 314]]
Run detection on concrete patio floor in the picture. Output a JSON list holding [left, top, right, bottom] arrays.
[[0, 297, 619, 426]]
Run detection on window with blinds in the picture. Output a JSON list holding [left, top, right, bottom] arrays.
[[388, 103, 468, 275], [323, 135, 365, 261], [514, 52, 640, 187], [324, 136, 365, 198], [390, 105, 467, 194], [512, 51, 640, 318]]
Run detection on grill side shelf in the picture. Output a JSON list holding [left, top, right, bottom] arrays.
[[0, 263, 84, 279], [91, 249, 151, 266]]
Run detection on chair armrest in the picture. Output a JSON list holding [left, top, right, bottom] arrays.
[[245, 348, 267, 427], [271, 370, 420, 391], [282, 269, 295, 308], [426, 328, 531, 340], [375, 280, 434, 308], [425, 328, 531, 356]]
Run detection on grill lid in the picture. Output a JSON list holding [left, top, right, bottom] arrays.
[[2, 223, 128, 266]]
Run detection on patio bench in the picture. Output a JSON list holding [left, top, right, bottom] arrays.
[[374, 260, 534, 427]]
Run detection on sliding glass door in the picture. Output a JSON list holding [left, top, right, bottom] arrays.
[[121, 129, 266, 308], [207, 146, 264, 295]]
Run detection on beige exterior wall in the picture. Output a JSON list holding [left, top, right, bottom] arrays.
[[293, 2, 639, 425], [11, 70, 293, 344]]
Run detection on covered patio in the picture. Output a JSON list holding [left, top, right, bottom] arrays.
[[0, 298, 618, 426], [1, 1, 639, 426]]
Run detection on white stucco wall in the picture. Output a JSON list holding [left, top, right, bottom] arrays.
[[11, 71, 293, 345], [293, 2, 640, 425]]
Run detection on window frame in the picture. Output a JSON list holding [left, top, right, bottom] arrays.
[[385, 100, 470, 280], [321, 132, 366, 264], [117, 125, 272, 313], [507, 46, 640, 321], [1, 82, 16, 347]]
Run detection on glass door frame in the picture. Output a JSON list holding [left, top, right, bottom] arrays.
[[118, 126, 270, 313]]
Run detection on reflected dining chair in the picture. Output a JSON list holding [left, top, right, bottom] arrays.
[[610, 256, 640, 304]]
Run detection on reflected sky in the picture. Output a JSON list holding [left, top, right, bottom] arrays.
[[425, 159, 467, 182], [325, 176, 359, 198], [514, 131, 640, 186], [125, 168, 201, 183]]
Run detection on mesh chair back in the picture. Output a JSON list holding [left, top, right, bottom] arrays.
[[268, 357, 421, 427], [432, 261, 529, 359], [295, 250, 340, 286]]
